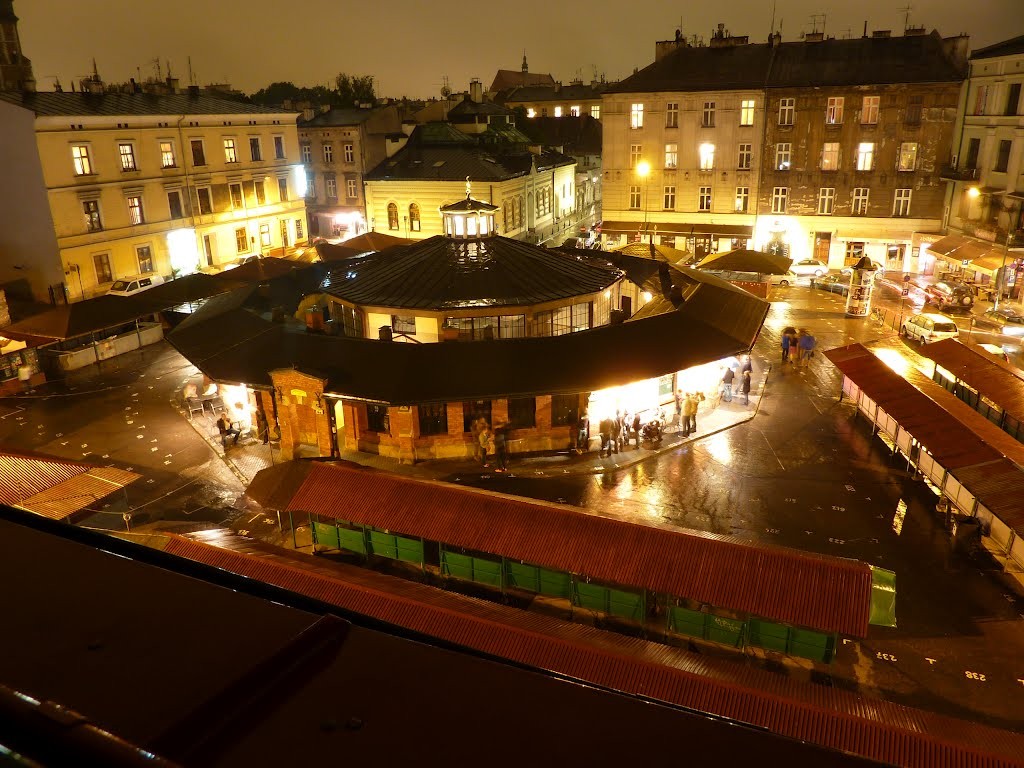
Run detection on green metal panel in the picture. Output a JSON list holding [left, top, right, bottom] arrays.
[[506, 562, 541, 592], [705, 615, 745, 647], [538, 569, 571, 599], [607, 587, 644, 620], [441, 551, 474, 581], [574, 581, 610, 612], [748, 618, 789, 653], [668, 606, 706, 638], [368, 530, 399, 560], [788, 628, 835, 663], [312, 521, 340, 549], [337, 527, 367, 555], [395, 535, 424, 565], [472, 557, 503, 587], [869, 566, 897, 627]]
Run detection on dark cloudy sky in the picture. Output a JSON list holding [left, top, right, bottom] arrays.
[[17, 0, 1023, 98]]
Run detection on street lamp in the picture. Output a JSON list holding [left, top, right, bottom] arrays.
[[635, 160, 651, 243], [994, 200, 1020, 313]]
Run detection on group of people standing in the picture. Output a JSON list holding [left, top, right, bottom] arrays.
[[574, 409, 647, 456], [719, 355, 754, 406], [673, 390, 705, 434], [780, 328, 817, 368], [471, 415, 510, 472]]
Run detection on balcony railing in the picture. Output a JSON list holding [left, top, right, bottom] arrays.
[[940, 165, 979, 182]]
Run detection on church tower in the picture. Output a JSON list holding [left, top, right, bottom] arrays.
[[0, 1, 34, 91]]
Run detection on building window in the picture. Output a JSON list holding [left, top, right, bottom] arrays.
[[740, 99, 755, 126], [666, 102, 679, 128], [541, 108, 548, 117], [845, 242, 866, 261], [778, 98, 795, 126], [190, 139, 206, 166], [905, 95, 923, 125], [254, 179, 266, 205], [223, 138, 238, 163], [167, 190, 184, 219], [300, 143, 312, 163], [570, 302, 591, 332], [387, 202, 399, 230], [508, 397, 536, 429], [499, 315, 525, 338], [136, 245, 153, 273], [306, 171, 316, 197], [698, 186, 712, 211], [702, 101, 715, 127], [392, 315, 416, 334], [366, 404, 389, 434], [630, 144, 642, 167], [554, 106, 563, 118], [973, 85, 988, 115], [994, 139, 1012, 173], [551, 393, 579, 427], [83, 200, 102, 231], [735, 186, 749, 213], [278, 177, 288, 201], [325, 174, 337, 199], [861, 95, 880, 125], [630, 103, 644, 129], [196, 187, 213, 215], [826, 96, 844, 124], [71, 144, 93, 175], [347, 178, 358, 199], [295, 218, 304, 240], [460, 400, 493, 432], [898, 142, 918, 172], [775, 142, 791, 170], [229, 183, 244, 209], [893, 188, 912, 217], [852, 187, 869, 215], [821, 142, 839, 171], [418, 403, 448, 436], [856, 142, 874, 171], [663, 186, 676, 210], [274, 136, 286, 159], [628, 185, 641, 210], [590, 105, 600, 120], [259, 222, 271, 247], [159, 141, 175, 168], [118, 143, 137, 172], [127, 195, 144, 225], [771, 187, 788, 214], [409, 203, 421, 231], [235, 227, 248, 254], [93, 252, 112, 284], [1006, 83, 1022, 116], [249, 137, 262, 162], [323, 144, 333, 163], [659, 142, 676, 169], [699, 142, 715, 170], [964, 137, 981, 170], [737, 143, 751, 170], [570, 105, 580, 117], [818, 187, 835, 215]]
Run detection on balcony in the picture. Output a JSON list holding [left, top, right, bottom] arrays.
[[940, 165, 979, 182]]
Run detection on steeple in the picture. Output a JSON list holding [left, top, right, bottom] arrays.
[[521, 51, 528, 73], [0, 0, 34, 92]]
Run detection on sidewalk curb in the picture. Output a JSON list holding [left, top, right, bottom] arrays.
[[173, 399, 250, 486]]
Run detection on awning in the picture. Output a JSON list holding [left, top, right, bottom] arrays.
[[696, 248, 792, 275], [926, 235, 970, 256]]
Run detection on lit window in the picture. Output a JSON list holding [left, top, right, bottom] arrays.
[[249, 137, 262, 162], [699, 142, 715, 170], [630, 103, 644, 129], [347, 178, 358, 198], [127, 195, 144, 225], [893, 188, 912, 217], [259, 223, 271, 247], [630, 144, 642, 167], [235, 227, 248, 254], [740, 99, 755, 126], [323, 144, 333, 163], [826, 96, 844, 124], [229, 183, 244, 209], [702, 101, 715, 127], [71, 144, 93, 175], [590, 105, 600, 120], [409, 202, 421, 231], [778, 98, 794, 126], [527, 107, 536, 118], [861, 95, 880, 125], [301, 143, 312, 163], [554, 106, 563, 117], [387, 202, 399, 230], [735, 186, 749, 213], [664, 143, 678, 168], [136, 245, 153, 273], [628, 185, 641, 209], [818, 187, 835, 214], [274, 136, 285, 159], [83, 199, 102, 231], [821, 142, 840, 171], [856, 142, 874, 171], [93, 252, 112, 284], [898, 142, 918, 172], [698, 186, 712, 211], [771, 186, 788, 214], [666, 102, 679, 128], [119, 143, 137, 172], [570, 105, 580, 116], [223, 138, 238, 163], [344, 143, 354, 163], [295, 218, 304, 240], [775, 142, 791, 170], [663, 186, 676, 210], [737, 143, 751, 170], [852, 187, 869, 215], [159, 141, 175, 168]]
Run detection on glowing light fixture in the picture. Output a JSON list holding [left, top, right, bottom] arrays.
[[967, 186, 981, 199], [635, 160, 651, 178], [166, 228, 199, 276]]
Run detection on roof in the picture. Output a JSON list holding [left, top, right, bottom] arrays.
[[516, 115, 603, 155], [161, 530, 1024, 768], [971, 34, 1024, 60], [440, 196, 499, 213], [0, 90, 294, 118], [169, 268, 769, 403], [916, 339, 1024, 426], [298, 106, 380, 127], [697, 248, 793, 275], [608, 31, 964, 94], [500, 82, 606, 103], [447, 97, 515, 118], [266, 461, 873, 636], [0, 449, 139, 521], [489, 69, 555, 93]]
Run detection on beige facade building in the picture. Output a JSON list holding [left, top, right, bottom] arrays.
[[0, 89, 307, 300]]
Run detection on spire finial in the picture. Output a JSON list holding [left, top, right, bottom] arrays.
[[466, 176, 472, 198], [522, 51, 528, 73]]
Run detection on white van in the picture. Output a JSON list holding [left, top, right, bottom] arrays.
[[901, 312, 960, 344], [107, 274, 164, 297]]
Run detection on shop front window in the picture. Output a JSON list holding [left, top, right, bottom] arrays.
[[508, 397, 536, 429], [551, 393, 580, 427], [366, 404, 389, 433], [463, 400, 492, 432], [418, 403, 448, 436]]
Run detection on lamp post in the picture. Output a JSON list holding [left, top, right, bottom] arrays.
[[635, 160, 651, 244], [994, 200, 1020, 313]]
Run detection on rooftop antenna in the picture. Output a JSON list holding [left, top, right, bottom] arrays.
[[899, 4, 913, 31], [770, 0, 776, 34], [187, 56, 195, 86], [840, 27, 852, 39], [150, 57, 161, 80], [810, 13, 825, 34]]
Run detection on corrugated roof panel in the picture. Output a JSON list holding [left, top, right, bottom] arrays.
[[163, 534, 1024, 768], [277, 462, 872, 636], [917, 340, 1024, 427]]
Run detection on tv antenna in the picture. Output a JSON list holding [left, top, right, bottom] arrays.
[[899, 4, 913, 31], [809, 13, 826, 35]]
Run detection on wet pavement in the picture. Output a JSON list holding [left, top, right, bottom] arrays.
[[2, 282, 1023, 733]]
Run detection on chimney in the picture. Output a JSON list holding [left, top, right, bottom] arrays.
[[187, 84, 200, 98], [904, 25, 927, 36], [86, 78, 103, 95], [804, 31, 825, 42], [554, 81, 561, 94], [871, 30, 891, 38], [656, 37, 688, 60], [942, 34, 970, 73], [469, 79, 483, 103], [22, 73, 35, 93]]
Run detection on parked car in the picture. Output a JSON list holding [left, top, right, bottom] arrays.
[[901, 312, 960, 344], [812, 274, 851, 296], [107, 274, 164, 297], [769, 270, 799, 287], [974, 307, 1024, 336], [790, 258, 829, 277], [923, 281, 974, 311]]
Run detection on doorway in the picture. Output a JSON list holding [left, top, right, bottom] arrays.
[[814, 232, 832, 263], [202, 234, 215, 267]]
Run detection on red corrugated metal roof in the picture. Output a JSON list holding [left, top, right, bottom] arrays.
[[163, 534, 1024, 768], [18, 467, 140, 521], [917, 339, 1024, 427], [271, 462, 872, 636]]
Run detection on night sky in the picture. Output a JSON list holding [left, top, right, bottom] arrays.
[[17, 0, 1023, 98]]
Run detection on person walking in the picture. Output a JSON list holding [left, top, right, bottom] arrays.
[[673, 389, 683, 430], [216, 414, 240, 450], [741, 369, 752, 405], [471, 414, 484, 463], [721, 366, 735, 403], [740, 354, 753, 379], [255, 409, 270, 445], [681, 393, 696, 435], [611, 411, 622, 454], [631, 412, 642, 449], [577, 409, 590, 454], [598, 416, 613, 457], [781, 333, 790, 363], [478, 424, 493, 467], [493, 423, 509, 472], [798, 329, 816, 368]]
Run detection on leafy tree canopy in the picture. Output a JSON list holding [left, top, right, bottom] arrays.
[[249, 75, 375, 108]]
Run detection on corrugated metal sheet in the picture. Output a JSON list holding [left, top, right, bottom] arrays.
[[952, 460, 1024, 532], [18, 467, 140, 521], [917, 340, 1024, 426], [0, 451, 85, 503], [163, 534, 1024, 768], [275, 462, 872, 636]]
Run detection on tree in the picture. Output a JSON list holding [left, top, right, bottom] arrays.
[[334, 74, 375, 107], [250, 81, 303, 106]]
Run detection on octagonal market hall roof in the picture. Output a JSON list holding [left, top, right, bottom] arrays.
[[320, 235, 623, 310]]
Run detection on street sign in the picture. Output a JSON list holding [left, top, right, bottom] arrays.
[[903, 274, 911, 283], [901, 287, 910, 296]]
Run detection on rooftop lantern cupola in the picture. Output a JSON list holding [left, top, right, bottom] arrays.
[[441, 178, 499, 239]]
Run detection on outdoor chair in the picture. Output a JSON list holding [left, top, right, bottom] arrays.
[[185, 397, 205, 419]]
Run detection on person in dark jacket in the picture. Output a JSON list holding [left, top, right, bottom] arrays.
[[741, 370, 752, 405], [632, 412, 642, 449]]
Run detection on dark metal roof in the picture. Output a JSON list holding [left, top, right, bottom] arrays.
[[501, 82, 607, 102], [318, 235, 621, 309], [516, 115, 603, 155], [916, 339, 1024, 427], [608, 31, 964, 94], [365, 144, 571, 181], [697, 249, 793, 275], [489, 69, 555, 93], [298, 107, 380, 127], [440, 196, 499, 213], [267, 461, 873, 636], [0, 91, 293, 117], [168, 269, 769, 404], [971, 34, 1024, 60], [165, 531, 1024, 768], [447, 97, 515, 117]]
